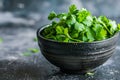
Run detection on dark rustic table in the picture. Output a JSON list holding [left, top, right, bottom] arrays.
[[0, 0, 120, 80], [0, 25, 120, 80]]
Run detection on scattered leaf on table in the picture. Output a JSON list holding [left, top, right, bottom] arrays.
[[28, 48, 39, 53], [22, 52, 32, 56], [86, 72, 95, 76], [33, 37, 38, 42], [0, 38, 3, 43]]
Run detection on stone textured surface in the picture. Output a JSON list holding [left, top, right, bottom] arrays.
[[0, 0, 120, 80], [0, 23, 120, 80]]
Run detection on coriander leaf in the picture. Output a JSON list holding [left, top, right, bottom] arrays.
[[77, 8, 90, 23], [86, 27, 95, 42], [69, 4, 77, 13], [56, 26, 64, 34], [100, 28, 107, 39], [51, 21, 57, 28], [86, 72, 94, 76], [99, 16, 109, 24], [92, 23, 102, 33], [109, 20, 117, 34], [97, 28, 107, 40], [56, 35, 66, 42], [57, 13, 67, 20], [44, 27, 56, 39], [83, 16, 93, 26], [92, 22, 107, 40], [74, 22, 85, 32], [70, 30, 79, 38], [82, 34, 88, 42], [63, 38, 69, 42], [79, 31, 88, 42], [43, 26, 52, 36], [22, 52, 32, 56], [64, 28, 70, 37], [45, 35, 56, 40], [48, 11, 57, 20], [92, 23, 102, 32], [0, 38, 3, 43], [117, 24, 120, 31], [66, 14, 76, 25], [33, 37, 38, 42], [28, 48, 39, 53], [98, 16, 112, 35], [63, 28, 81, 42], [58, 20, 67, 27]]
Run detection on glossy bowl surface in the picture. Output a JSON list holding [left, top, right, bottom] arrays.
[[37, 25, 119, 73]]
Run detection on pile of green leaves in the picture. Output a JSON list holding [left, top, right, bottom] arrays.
[[42, 4, 120, 42]]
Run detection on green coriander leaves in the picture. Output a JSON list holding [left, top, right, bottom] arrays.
[[42, 4, 120, 42]]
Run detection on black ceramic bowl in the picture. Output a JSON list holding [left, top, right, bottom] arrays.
[[37, 25, 119, 73]]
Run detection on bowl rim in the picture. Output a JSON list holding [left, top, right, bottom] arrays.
[[37, 24, 119, 44]]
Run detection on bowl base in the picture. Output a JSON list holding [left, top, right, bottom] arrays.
[[60, 69, 96, 74]]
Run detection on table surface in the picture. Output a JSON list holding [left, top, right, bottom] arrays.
[[0, 0, 120, 79], [0, 25, 120, 80]]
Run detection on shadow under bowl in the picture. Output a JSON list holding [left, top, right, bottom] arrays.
[[37, 25, 119, 74]]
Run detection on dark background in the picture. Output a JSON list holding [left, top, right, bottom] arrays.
[[0, 0, 120, 80], [0, 0, 120, 26]]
